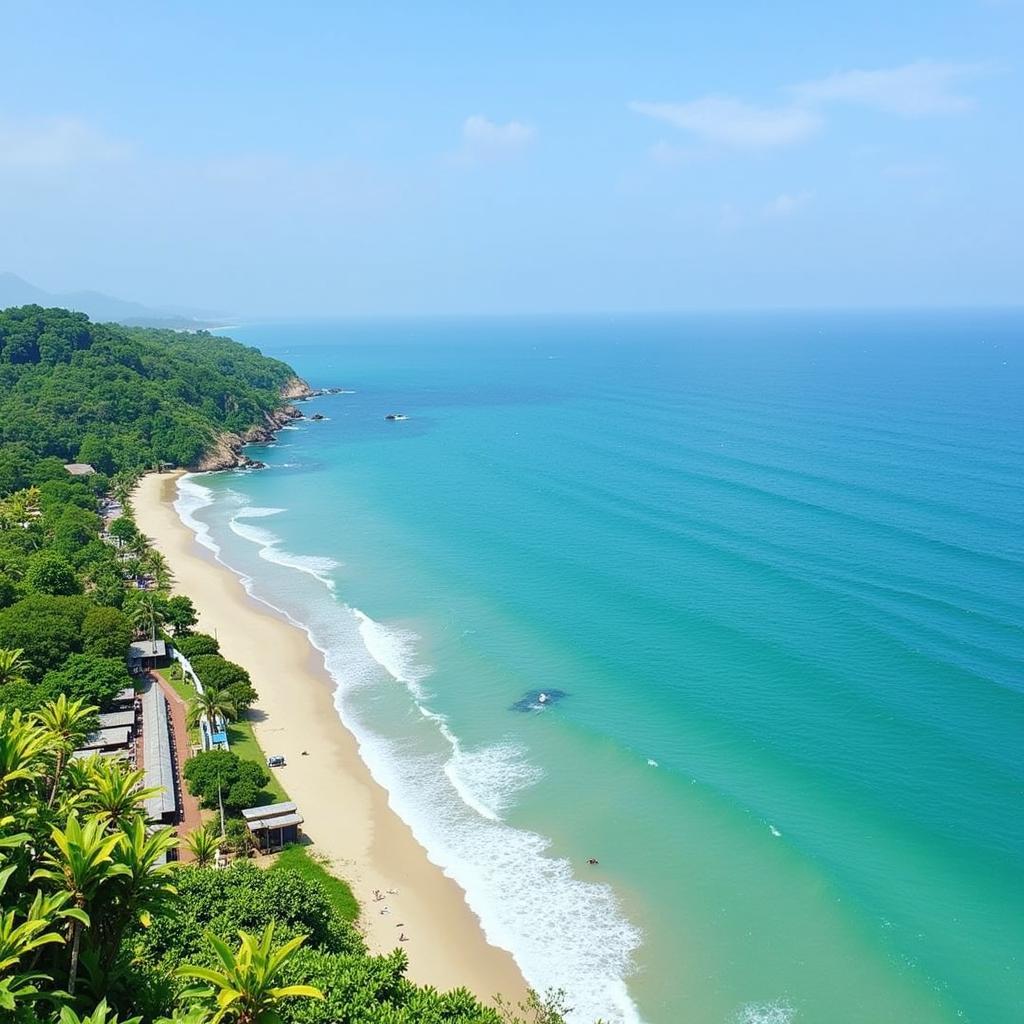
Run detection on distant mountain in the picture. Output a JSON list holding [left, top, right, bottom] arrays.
[[0, 272, 226, 328]]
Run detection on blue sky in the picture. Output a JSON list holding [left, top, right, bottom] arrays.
[[1, 2, 1021, 315]]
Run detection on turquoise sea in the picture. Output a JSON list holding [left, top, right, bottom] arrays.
[[180, 313, 1023, 1024]]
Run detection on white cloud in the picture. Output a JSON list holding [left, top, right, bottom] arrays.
[[630, 97, 820, 149], [461, 115, 535, 159], [792, 60, 984, 116], [632, 59, 987, 157], [762, 191, 812, 218], [0, 116, 131, 166]]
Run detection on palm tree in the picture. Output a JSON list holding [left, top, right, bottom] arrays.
[[126, 592, 164, 640], [111, 475, 134, 508], [0, 818, 92, 1002], [33, 696, 98, 806], [127, 533, 151, 561], [0, 648, 30, 686], [176, 924, 323, 1024], [187, 687, 237, 734], [144, 551, 175, 591], [184, 827, 223, 868], [50, 998, 141, 1024], [31, 812, 130, 995], [93, 817, 178, 973], [80, 759, 162, 829], [0, 709, 54, 799]]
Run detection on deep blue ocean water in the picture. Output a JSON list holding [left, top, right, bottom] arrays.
[[181, 312, 1024, 1023]]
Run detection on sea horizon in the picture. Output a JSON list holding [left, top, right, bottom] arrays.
[[183, 310, 1024, 1023]]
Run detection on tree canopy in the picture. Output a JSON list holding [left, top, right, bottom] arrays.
[[0, 305, 297, 475], [183, 750, 271, 814], [190, 655, 258, 713]]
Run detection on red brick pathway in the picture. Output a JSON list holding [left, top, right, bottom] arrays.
[[149, 670, 205, 860]]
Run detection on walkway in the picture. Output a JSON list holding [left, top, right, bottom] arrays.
[[149, 670, 205, 858]]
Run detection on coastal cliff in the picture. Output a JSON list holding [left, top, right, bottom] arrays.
[[192, 375, 314, 471]]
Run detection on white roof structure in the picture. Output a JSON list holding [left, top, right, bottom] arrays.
[[64, 463, 96, 476], [141, 680, 177, 822]]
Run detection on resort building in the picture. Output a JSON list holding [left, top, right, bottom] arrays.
[[141, 678, 178, 825], [74, 726, 133, 756], [129, 639, 167, 672], [241, 801, 304, 853], [110, 686, 137, 710], [63, 463, 96, 476], [97, 709, 136, 731]]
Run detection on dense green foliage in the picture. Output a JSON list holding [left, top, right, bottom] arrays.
[[82, 607, 134, 659], [183, 750, 271, 814], [42, 653, 132, 710], [0, 305, 296, 476], [189, 655, 257, 713], [128, 863, 523, 1024], [269, 846, 360, 925], [173, 633, 220, 660], [0, 594, 93, 680]]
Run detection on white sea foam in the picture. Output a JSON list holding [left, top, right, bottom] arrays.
[[733, 1002, 796, 1024], [228, 515, 339, 589], [234, 506, 286, 519], [173, 477, 645, 1024], [443, 738, 544, 820], [174, 475, 220, 555], [352, 609, 430, 698]]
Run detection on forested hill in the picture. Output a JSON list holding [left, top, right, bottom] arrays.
[[0, 304, 300, 485]]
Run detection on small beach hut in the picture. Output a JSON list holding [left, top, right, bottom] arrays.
[[240, 802, 304, 853]]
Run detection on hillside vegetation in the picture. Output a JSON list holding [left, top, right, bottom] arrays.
[[0, 304, 297, 483]]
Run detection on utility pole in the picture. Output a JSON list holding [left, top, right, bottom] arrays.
[[217, 768, 225, 836]]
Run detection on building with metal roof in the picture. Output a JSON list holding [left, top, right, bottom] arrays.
[[141, 679, 177, 824], [241, 801, 304, 853], [77, 726, 132, 753], [98, 709, 136, 731]]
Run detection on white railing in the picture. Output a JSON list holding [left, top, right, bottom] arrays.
[[169, 646, 230, 752]]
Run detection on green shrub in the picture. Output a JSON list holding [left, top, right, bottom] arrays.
[[182, 749, 270, 814], [0, 593, 90, 679], [190, 654, 258, 713], [43, 653, 131, 708], [173, 633, 220, 659], [82, 605, 133, 658], [25, 550, 81, 596]]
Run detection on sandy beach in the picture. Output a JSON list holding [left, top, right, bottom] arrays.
[[133, 471, 527, 1003]]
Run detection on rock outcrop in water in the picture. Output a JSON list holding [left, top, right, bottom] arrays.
[[192, 375, 315, 472]]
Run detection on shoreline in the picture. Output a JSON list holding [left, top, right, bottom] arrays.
[[132, 471, 528, 1003]]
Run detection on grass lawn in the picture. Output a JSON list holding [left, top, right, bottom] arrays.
[[227, 717, 290, 805], [161, 665, 202, 747], [163, 663, 194, 703], [270, 844, 359, 924]]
